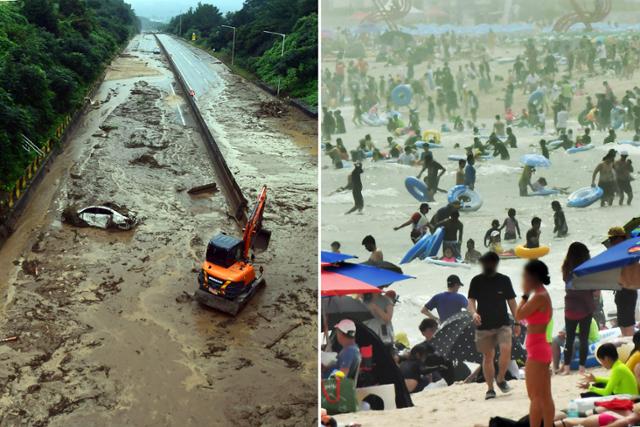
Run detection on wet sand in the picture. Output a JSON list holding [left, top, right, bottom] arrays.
[[0, 34, 317, 426]]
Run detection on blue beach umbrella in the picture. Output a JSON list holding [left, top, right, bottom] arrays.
[[520, 154, 551, 168], [570, 238, 640, 290], [321, 251, 356, 264]]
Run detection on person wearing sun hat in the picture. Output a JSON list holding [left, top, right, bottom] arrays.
[[614, 150, 634, 205], [322, 319, 361, 380]]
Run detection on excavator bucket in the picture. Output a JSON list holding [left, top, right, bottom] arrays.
[[253, 228, 271, 252]]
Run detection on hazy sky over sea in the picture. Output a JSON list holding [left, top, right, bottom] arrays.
[[128, 0, 245, 21]]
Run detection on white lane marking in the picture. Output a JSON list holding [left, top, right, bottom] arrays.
[[177, 105, 186, 126], [169, 81, 186, 125], [162, 36, 200, 100]]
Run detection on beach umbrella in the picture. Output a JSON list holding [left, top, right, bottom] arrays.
[[321, 251, 356, 264], [430, 312, 527, 364], [322, 296, 373, 329], [324, 262, 413, 289], [520, 154, 551, 168], [570, 237, 640, 291], [321, 253, 413, 296], [321, 269, 382, 296], [624, 217, 640, 237]]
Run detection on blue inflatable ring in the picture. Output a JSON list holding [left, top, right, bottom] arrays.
[[391, 85, 413, 106], [415, 141, 443, 149], [521, 154, 551, 168], [567, 144, 594, 154], [448, 154, 466, 161], [528, 90, 544, 105], [618, 140, 640, 147], [568, 186, 603, 208], [548, 139, 563, 148], [529, 188, 559, 196], [400, 232, 432, 265], [447, 185, 483, 211], [405, 176, 429, 202]]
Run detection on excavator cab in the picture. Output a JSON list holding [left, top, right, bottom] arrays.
[[205, 234, 243, 268], [195, 186, 269, 316]]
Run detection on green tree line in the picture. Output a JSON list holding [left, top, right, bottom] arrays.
[[166, 0, 317, 107], [0, 0, 138, 192]]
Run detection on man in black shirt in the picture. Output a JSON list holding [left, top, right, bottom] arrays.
[[468, 252, 519, 400]]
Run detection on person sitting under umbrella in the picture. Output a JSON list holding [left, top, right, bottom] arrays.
[[322, 319, 361, 380], [419, 318, 438, 344]]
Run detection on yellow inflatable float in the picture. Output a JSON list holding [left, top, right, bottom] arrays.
[[514, 245, 550, 259], [422, 130, 441, 144]]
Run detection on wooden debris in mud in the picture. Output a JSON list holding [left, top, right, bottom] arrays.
[[265, 321, 302, 350], [187, 182, 218, 195], [255, 100, 287, 118]]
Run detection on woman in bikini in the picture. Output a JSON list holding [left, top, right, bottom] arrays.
[[516, 260, 555, 427]]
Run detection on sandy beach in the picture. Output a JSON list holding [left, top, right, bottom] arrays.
[[334, 368, 602, 426]]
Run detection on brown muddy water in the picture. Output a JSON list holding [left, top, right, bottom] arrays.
[[0, 34, 317, 426]]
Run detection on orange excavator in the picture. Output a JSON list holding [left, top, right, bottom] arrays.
[[195, 186, 270, 315]]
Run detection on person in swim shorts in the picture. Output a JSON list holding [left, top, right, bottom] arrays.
[[484, 219, 501, 248], [394, 203, 432, 242], [525, 217, 542, 249], [591, 150, 617, 207], [501, 208, 521, 241], [468, 252, 519, 400], [519, 165, 536, 196]]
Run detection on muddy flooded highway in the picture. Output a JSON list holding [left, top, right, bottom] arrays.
[[0, 34, 317, 426]]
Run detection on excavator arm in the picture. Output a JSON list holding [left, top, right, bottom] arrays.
[[242, 186, 269, 259]]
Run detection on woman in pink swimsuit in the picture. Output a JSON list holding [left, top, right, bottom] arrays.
[[516, 260, 555, 427]]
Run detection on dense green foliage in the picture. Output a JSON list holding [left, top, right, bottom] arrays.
[[166, 1, 317, 107], [0, 0, 138, 192]]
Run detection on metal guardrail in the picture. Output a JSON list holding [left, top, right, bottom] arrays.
[[154, 34, 248, 222]]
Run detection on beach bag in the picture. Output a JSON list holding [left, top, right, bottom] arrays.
[[321, 376, 358, 415]]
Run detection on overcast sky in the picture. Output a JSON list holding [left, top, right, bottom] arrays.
[[128, 0, 245, 22]]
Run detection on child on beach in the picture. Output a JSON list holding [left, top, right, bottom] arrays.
[[488, 230, 503, 254], [456, 159, 466, 185], [464, 239, 482, 264], [500, 208, 521, 241], [526, 217, 542, 248], [483, 219, 501, 248], [441, 247, 457, 263], [551, 201, 568, 238]]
